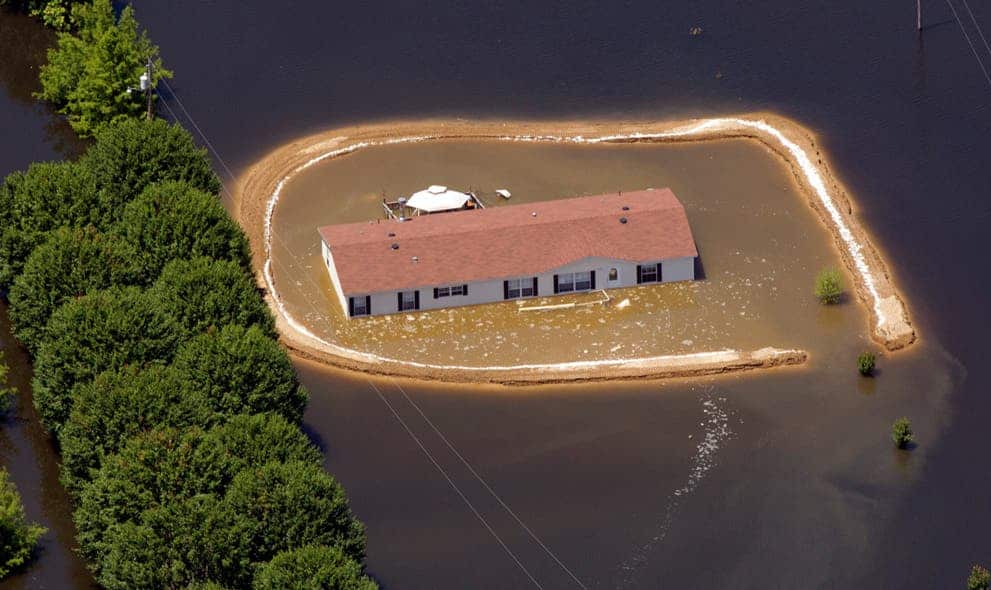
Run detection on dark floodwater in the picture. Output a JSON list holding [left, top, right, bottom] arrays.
[[3, 1, 991, 588]]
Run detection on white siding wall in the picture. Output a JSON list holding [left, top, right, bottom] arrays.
[[661, 256, 695, 282], [334, 254, 696, 317], [321, 241, 349, 314]]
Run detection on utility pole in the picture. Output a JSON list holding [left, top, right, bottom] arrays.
[[139, 57, 153, 120]]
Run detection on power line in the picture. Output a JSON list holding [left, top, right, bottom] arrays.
[[961, 0, 991, 60], [390, 380, 588, 589], [365, 379, 544, 589], [945, 0, 991, 88], [159, 78, 238, 183]]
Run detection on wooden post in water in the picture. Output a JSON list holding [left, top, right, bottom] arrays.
[[917, 0, 922, 31]]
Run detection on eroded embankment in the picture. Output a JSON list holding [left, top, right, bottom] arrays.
[[235, 113, 915, 384]]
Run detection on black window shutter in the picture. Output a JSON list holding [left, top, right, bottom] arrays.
[[553, 275, 559, 294], [503, 280, 509, 300], [532, 277, 538, 296], [658, 262, 663, 282], [590, 270, 596, 289], [414, 290, 420, 310], [397, 292, 402, 311], [348, 297, 355, 317], [463, 284, 468, 296], [636, 265, 643, 284], [433, 287, 439, 299], [365, 295, 371, 314]]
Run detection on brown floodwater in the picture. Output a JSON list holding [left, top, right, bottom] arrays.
[[276, 138, 961, 588], [272, 138, 857, 367]]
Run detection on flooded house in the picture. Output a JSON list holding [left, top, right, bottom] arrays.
[[318, 188, 698, 317]]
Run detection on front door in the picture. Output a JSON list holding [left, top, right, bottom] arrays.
[[607, 267, 620, 286]]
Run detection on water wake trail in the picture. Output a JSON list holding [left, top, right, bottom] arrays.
[[616, 388, 733, 588]]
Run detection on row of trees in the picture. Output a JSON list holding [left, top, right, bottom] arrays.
[[0, 115, 377, 587]]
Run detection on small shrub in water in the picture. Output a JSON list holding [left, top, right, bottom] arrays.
[[857, 352, 876, 376], [0, 468, 46, 578], [969, 564, 990, 590], [891, 417, 913, 449], [814, 268, 843, 304]]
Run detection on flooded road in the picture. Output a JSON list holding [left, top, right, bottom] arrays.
[[3, 0, 991, 588]]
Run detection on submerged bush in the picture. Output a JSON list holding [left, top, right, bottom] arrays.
[[0, 468, 46, 579], [969, 565, 991, 590], [0, 353, 14, 416], [857, 351, 876, 376], [814, 267, 844, 304], [253, 545, 378, 590], [891, 417, 913, 449]]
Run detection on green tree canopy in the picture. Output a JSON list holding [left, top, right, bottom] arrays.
[[116, 181, 251, 282], [225, 461, 366, 567], [32, 286, 181, 434], [76, 417, 321, 569], [80, 118, 220, 209], [8, 226, 142, 353], [36, 0, 172, 136], [58, 366, 215, 498], [172, 325, 307, 424], [253, 545, 378, 590], [98, 495, 248, 590], [149, 257, 274, 338], [0, 161, 100, 288], [0, 468, 46, 579]]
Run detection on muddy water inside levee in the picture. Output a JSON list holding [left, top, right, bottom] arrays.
[[272, 138, 860, 366], [276, 138, 960, 588]]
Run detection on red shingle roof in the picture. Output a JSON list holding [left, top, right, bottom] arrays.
[[319, 189, 697, 294]]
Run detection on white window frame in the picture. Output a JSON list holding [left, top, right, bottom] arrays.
[[436, 285, 466, 298], [557, 271, 592, 293], [399, 291, 417, 311], [640, 263, 658, 283], [506, 277, 536, 299]]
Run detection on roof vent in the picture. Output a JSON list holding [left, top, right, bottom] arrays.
[[531, 211, 537, 217], [619, 217, 628, 224], [411, 256, 419, 263], [391, 243, 399, 250], [387, 232, 396, 237], [622, 205, 630, 211]]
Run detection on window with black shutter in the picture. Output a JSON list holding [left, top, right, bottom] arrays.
[[590, 270, 596, 289], [531, 277, 538, 296], [553, 275, 559, 294], [349, 296, 370, 317], [636, 265, 643, 284], [503, 280, 510, 300]]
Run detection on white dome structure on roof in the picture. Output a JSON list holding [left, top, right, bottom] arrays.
[[406, 185, 472, 213]]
